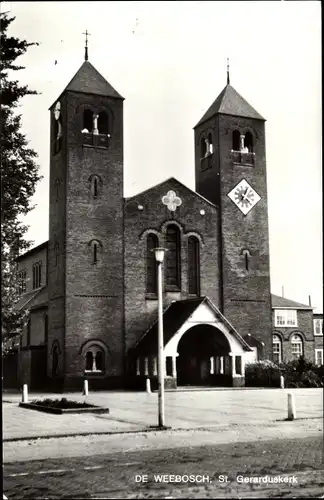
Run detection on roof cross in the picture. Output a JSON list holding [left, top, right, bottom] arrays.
[[82, 30, 91, 61], [227, 58, 230, 85]]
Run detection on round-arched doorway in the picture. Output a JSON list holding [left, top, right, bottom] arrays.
[[176, 324, 231, 386]]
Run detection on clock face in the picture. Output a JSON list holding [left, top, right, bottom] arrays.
[[54, 101, 61, 120], [227, 179, 261, 215]]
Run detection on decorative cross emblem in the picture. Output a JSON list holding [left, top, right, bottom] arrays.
[[162, 190, 182, 212]]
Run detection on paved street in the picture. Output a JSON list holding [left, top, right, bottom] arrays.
[[3, 436, 324, 498], [3, 388, 323, 440], [3, 388, 323, 498]]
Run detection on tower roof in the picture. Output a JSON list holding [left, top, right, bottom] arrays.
[[194, 83, 264, 128], [61, 60, 124, 100]]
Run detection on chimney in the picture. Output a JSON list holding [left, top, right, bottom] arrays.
[[281, 286, 284, 298], [308, 295, 312, 307]]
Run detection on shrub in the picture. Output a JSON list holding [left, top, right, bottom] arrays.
[[245, 360, 281, 387], [278, 356, 323, 388]]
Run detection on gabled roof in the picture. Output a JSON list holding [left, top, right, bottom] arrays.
[[16, 241, 48, 262], [194, 84, 265, 128], [125, 177, 216, 209], [132, 296, 252, 355], [50, 61, 124, 108], [271, 294, 313, 310]]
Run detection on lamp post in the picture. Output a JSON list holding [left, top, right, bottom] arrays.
[[153, 247, 166, 428]]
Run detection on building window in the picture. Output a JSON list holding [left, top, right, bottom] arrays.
[[291, 334, 303, 359], [235, 356, 242, 375], [32, 261, 42, 289], [98, 111, 109, 135], [83, 109, 93, 133], [89, 239, 102, 265], [313, 318, 323, 336], [315, 349, 323, 366], [274, 309, 297, 327], [188, 236, 200, 296], [272, 334, 282, 364], [85, 346, 105, 373], [200, 136, 207, 158], [244, 131, 253, 153], [17, 269, 27, 295], [208, 133, 213, 154], [232, 130, 241, 151], [89, 175, 102, 199], [165, 224, 181, 290], [53, 119, 62, 154], [146, 233, 158, 294]]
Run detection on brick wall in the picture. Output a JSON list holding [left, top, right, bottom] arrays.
[[124, 178, 220, 353], [272, 309, 315, 362], [195, 114, 272, 357], [17, 244, 48, 293]]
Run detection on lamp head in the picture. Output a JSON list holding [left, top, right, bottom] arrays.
[[153, 247, 166, 263]]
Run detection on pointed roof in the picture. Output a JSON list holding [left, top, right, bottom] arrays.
[[50, 61, 124, 109], [194, 84, 264, 128], [271, 294, 313, 310]]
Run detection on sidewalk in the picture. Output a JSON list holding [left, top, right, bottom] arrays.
[[3, 387, 323, 442]]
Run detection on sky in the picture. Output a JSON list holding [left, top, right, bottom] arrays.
[[3, 1, 322, 312]]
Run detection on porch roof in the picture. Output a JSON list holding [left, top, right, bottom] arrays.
[[133, 296, 252, 355]]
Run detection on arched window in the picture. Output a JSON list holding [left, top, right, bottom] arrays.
[[83, 109, 93, 133], [85, 346, 105, 373], [232, 130, 240, 151], [32, 262, 42, 289], [291, 334, 303, 359], [54, 243, 59, 267], [200, 137, 207, 158], [89, 175, 102, 199], [242, 249, 251, 271], [165, 225, 181, 290], [146, 233, 158, 294], [188, 236, 200, 296], [208, 133, 213, 155], [89, 239, 102, 265], [98, 111, 109, 135], [244, 131, 253, 153], [272, 335, 282, 364]]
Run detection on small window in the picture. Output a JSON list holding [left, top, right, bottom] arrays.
[[291, 334, 303, 359], [244, 131, 253, 153], [208, 133, 213, 155], [85, 346, 105, 372], [274, 309, 297, 327], [188, 236, 200, 296], [83, 109, 93, 133], [166, 357, 173, 376], [89, 239, 102, 265], [272, 334, 282, 364], [232, 130, 240, 151], [146, 233, 158, 294], [315, 349, 323, 366], [235, 356, 242, 375], [17, 269, 27, 295], [165, 225, 181, 290], [313, 319, 323, 336], [242, 249, 251, 271], [32, 261, 42, 289], [98, 111, 109, 135], [89, 175, 102, 199], [200, 137, 207, 158]]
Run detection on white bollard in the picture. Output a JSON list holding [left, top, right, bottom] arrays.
[[287, 392, 296, 421], [83, 379, 88, 396], [22, 384, 28, 403], [280, 375, 285, 389], [146, 378, 151, 394]]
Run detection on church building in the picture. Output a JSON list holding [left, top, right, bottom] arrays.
[[16, 46, 276, 391]]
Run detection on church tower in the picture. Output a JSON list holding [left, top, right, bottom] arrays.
[[47, 39, 125, 389], [194, 67, 272, 357]]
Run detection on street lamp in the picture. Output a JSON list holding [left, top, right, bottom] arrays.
[[153, 247, 166, 428]]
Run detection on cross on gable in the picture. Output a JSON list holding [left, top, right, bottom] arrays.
[[162, 190, 182, 212]]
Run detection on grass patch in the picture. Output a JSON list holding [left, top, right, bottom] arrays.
[[31, 397, 95, 409]]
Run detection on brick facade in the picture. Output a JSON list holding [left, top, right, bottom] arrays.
[[272, 309, 315, 362], [15, 61, 321, 390]]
